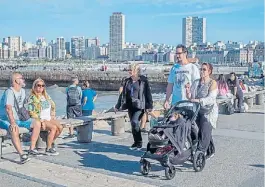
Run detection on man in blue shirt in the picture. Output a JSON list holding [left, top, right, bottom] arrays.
[[81, 81, 97, 116], [164, 44, 200, 109]]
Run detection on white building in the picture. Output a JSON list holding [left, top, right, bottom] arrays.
[[71, 37, 85, 58], [182, 17, 206, 47], [7, 36, 22, 57], [38, 47, 46, 59], [56, 37, 66, 59], [109, 12, 125, 61], [122, 48, 141, 61], [46, 46, 53, 59], [195, 50, 229, 64]]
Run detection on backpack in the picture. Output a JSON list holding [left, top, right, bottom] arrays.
[[67, 86, 80, 106]]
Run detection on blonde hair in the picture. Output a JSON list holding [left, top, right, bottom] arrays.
[[129, 63, 141, 77], [31, 78, 49, 100]]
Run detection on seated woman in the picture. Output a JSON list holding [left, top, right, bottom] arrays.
[[227, 72, 244, 113], [28, 78, 63, 156], [217, 74, 234, 104], [186, 63, 218, 159]]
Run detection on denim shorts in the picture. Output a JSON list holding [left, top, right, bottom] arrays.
[[0, 118, 32, 130]]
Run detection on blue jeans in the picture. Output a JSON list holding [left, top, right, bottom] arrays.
[[0, 118, 32, 130], [82, 110, 92, 116]]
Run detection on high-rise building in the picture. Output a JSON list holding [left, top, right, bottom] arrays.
[[109, 12, 125, 61], [182, 17, 206, 47], [71, 37, 85, 58], [7, 36, 22, 57], [56, 37, 66, 59], [65, 42, 71, 54]]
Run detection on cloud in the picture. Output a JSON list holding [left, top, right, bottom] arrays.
[[154, 6, 245, 17]]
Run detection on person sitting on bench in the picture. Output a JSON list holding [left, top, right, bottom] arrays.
[[0, 72, 42, 163], [28, 78, 63, 156]]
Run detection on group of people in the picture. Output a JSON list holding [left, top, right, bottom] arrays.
[[0, 73, 97, 163], [0, 44, 245, 164], [115, 44, 219, 158], [217, 73, 246, 112]]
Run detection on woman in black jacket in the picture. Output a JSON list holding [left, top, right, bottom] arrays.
[[115, 63, 153, 150]]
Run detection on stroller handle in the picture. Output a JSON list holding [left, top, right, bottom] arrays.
[[163, 100, 201, 123]]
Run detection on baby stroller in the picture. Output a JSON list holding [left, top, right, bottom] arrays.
[[140, 100, 206, 180]]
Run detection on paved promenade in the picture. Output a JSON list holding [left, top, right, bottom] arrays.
[[0, 106, 264, 187]]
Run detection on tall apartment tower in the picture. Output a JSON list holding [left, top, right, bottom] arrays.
[[7, 36, 22, 57], [182, 16, 206, 47], [109, 12, 125, 61], [56, 37, 66, 59]]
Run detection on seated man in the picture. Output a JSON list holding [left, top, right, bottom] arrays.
[[0, 72, 41, 164]]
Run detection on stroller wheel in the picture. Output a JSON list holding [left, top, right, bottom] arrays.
[[140, 159, 151, 175], [193, 151, 206, 172], [165, 166, 176, 180]]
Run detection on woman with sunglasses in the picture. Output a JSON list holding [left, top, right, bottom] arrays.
[[186, 63, 218, 159], [28, 78, 63, 156]]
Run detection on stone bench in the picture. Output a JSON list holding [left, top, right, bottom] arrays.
[[0, 127, 29, 159], [90, 112, 128, 136], [36, 117, 94, 149]]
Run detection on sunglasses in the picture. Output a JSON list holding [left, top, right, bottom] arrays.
[[200, 68, 207, 72], [36, 84, 45, 88], [176, 52, 184, 55]]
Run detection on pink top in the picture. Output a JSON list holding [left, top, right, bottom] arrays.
[[217, 81, 229, 96]]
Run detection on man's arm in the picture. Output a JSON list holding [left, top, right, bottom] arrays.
[[165, 83, 173, 102], [6, 105, 16, 125]]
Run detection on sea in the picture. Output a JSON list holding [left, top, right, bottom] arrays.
[[0, 85, 165, 117]]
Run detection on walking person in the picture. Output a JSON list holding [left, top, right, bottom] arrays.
[[227, 72, 244, 112], [115, 63, 153, 150], [0, 72, 41, 163], [28, 78, 63, 156], [164, 44, 200, 110], [186, 63, 218, 159], [81, 81, 97, 116], [66, 76, 82, 137]]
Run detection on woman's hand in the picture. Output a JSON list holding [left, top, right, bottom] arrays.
[[41, 121, 46, 130]]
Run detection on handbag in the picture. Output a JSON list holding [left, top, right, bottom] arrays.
[[12, 90, 30, 121], [199, 104, 214, 115], [197, 80, 214, 115]]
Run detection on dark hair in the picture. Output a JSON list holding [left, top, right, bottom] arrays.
[[176, 44, 188, 56], [218, 74, 227, 88], [83, 80, 89, 88], [202, 62, 213, 75]]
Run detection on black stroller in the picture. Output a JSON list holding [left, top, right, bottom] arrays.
[[140, 100, 206, 180]]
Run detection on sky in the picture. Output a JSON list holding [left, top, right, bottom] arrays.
[[0, 0, 264, 45]]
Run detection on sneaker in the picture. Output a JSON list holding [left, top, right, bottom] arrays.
[[20, 154, 31, 164], [136, 143, 143, 151], [130, 143, 138, 150], [45, 148, 59, 156], [28, 149, 42, 157]]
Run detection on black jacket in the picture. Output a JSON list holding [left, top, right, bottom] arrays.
[[115, 75, 153, 110]]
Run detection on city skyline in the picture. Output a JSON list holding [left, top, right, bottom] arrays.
[[0, 0, 263, 45]]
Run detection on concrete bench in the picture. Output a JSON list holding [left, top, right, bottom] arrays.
[[90, 112, 128, 136], [217, 89, 265, 114], [0, 127, 29, 159], [36, 117, 94, 149]]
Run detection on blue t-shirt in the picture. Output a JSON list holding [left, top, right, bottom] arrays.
[[168, 63, 200, 105], [82, 88, 97, 110]]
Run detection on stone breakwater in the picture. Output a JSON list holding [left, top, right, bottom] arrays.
[[0, 67, 250, 92], [0, 70, 168, 92]]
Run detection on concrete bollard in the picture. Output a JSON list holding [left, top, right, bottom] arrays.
[[77, 121, 93, 143], [256, 93, 264, 105], [111, 118, 125, 136], [245, 97, 254, 108], [36, 131, 48, 149]]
